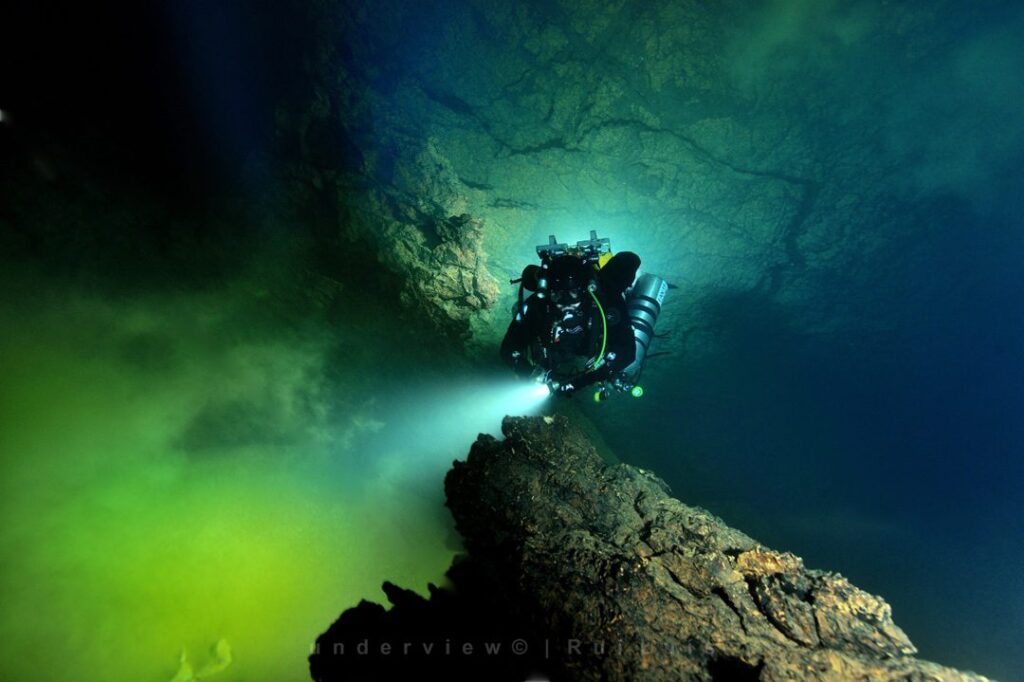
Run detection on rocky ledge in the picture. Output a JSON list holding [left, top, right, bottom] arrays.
[[310, 415, 990, 681]]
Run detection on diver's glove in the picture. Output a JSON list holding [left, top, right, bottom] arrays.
[[548, 378, 577, 397]]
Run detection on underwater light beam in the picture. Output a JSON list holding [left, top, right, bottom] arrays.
[[364, 377, 553, 482], [419, 378, 552, 440]]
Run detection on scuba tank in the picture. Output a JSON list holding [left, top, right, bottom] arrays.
[[507, 231, 669, 401], [621, 273, 669, 385], [592, 272, 669, 402]]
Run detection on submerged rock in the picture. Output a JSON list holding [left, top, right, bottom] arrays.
[[311, 416, 990, 681], [169, 639, 233, 682]]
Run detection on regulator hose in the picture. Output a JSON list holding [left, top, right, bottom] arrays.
[[588, 287, 607, 369]]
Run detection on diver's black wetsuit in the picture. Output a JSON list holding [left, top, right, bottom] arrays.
[[500, 252, 640, 392]]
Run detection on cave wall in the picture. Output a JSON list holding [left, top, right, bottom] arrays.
[[2, 0, 1020, 678], [275, 2, 1024, 677], [275, 0, 1010, 356]]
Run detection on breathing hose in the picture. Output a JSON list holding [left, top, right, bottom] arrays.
[[588, 287, 607, 369]]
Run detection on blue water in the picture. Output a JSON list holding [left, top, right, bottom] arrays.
[[5, 0, 1022, 679], [595, 200, 1024, 677]]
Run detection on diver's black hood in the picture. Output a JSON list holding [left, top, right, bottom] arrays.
[[545, 256, 593, 303]]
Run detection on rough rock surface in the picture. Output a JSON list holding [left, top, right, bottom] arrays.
[[310, 556, 554, 682], [312, 415, 991, 681], [277, 0, 996, 357]]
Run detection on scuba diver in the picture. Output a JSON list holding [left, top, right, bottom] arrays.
[[501, 231, 669, 400]]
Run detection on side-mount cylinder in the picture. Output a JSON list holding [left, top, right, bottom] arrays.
[[621, 273, 668, 384]]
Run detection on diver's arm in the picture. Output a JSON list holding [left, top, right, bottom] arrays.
[[591, 293, 637, 375], [500, 296, 539, 378], [559, 338, 634, 390], [500, 320, 533, 377], [606, 303, 637, 370], [554, 364, 609, 392]]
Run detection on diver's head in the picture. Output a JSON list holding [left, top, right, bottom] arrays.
[[546, 255, 593, 310], [551, 287, 582, 309]]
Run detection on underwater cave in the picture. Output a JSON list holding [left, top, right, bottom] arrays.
[[1, 1, 1022, 680]]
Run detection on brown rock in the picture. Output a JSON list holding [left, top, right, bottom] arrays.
[[443, 415, 992, 682]]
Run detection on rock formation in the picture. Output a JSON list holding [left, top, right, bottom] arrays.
[[276, 0, 995, 361], [310, 416, 991, 681]]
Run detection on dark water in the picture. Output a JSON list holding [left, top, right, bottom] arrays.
[[3, 0, 1023, 679], [594, 203, 1024, 676]]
